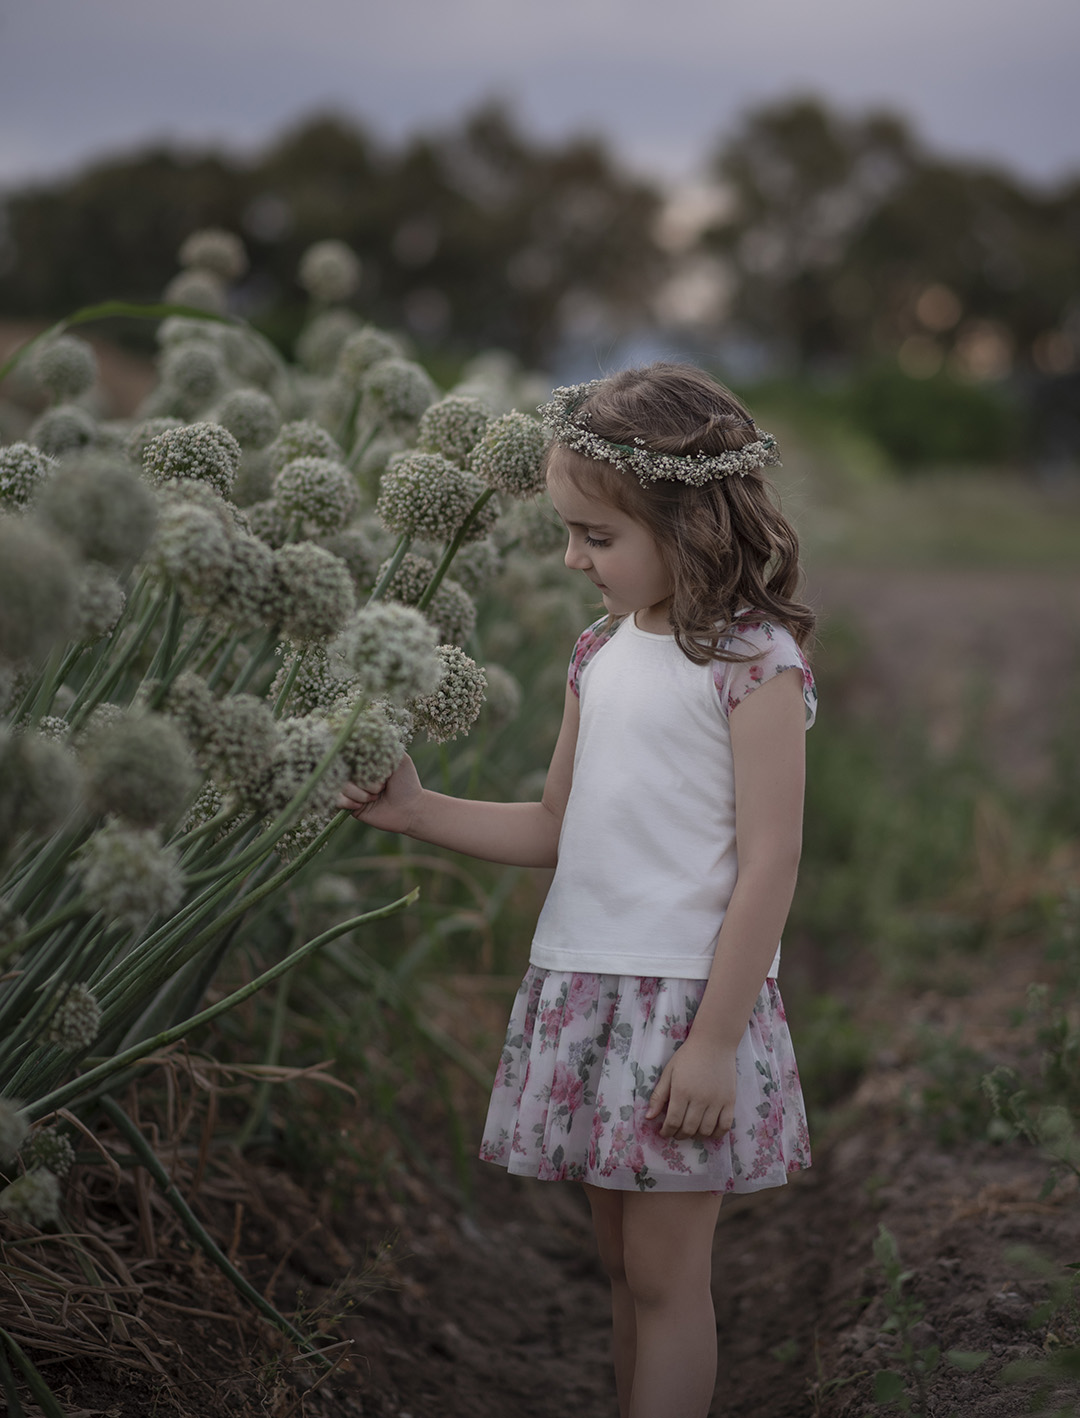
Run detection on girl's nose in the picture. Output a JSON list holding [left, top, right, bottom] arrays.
[[564, 539, 591, 572]]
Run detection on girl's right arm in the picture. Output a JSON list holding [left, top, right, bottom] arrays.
[[337, 683, 580, 869]]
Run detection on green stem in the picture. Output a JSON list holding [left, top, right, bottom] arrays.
[[66, 591, 167, 731], [204, 630, 241, 688], [234, 969, 292, 1147], [97, 1097, 337, 1367], [416, 487, 496, 611], [272, 645, 308, 718], [27, 888, 417, 1120], [366, 532, 412, 604], [228, 628, 279, 695], [0, 1328, 66, 1418], [143, 590, 185, 688]]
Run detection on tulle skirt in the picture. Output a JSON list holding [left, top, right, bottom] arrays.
[[480, 967, 810, 1193]]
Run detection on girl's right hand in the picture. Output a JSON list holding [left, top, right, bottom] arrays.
[[337, 754, 423, 835]]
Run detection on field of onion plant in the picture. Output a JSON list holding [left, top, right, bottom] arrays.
[[0, 228, 575, 1388]]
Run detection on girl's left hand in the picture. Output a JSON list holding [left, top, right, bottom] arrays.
[[645, 1040, 737, 1141]]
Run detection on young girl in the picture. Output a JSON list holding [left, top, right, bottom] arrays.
[[339, 363, 816, 1418]]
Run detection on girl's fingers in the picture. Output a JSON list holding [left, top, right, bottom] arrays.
[[645, 1072, 671, 1121]]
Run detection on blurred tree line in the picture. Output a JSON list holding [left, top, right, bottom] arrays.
[[1, 95, 1077, 463]]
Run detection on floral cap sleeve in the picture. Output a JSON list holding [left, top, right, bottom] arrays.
[[712, 619, 817, 726], [568, 616, 620, 699]]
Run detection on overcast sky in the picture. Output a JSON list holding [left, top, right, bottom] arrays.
[[1, 0, 1078, 192]]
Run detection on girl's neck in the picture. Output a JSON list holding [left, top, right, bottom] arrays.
[[633, 602, 674, 635]]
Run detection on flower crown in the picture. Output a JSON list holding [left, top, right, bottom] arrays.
[[537, 380, 781, 488]]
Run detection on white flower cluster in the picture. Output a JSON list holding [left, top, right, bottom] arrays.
[[319, 525, 383, 592], [479, 663, 523, 730], [274, 456, 358, 534], [31, 335, 97, 402], [28, 404, 96, 459], [151, 500, 234, 612], [0, 442, 55, 511], [44, 982, 101, 1052], [143, 422, 241, 499], [163, 268, 227, 315], [410, 645, 486, 744], [267, 420, 344, 476], [24, 1127, 76, 1178], [337, 327, 403, 386], [299, 240, 362, 304], [334, 603, 444, 703], [417, 395, 490, 467], [468, 411, 547, 498], [328, 700, 407, 788], [270, 644, 356, 716], [497, 492, 566, 556], [126, 417, 183, 467], [179, 227, 249, 282], [73, 562, 125, 644], [362, 358, 437, 429], [37, 453, 158, 570], [449, 538, 503, 594], [204, 693, 279, 809], [80, 711, 197, 828], [76, 819, 185, 928], [271, 541, 357, 645], [265, 714, 346, 819], [0, 519, 76, 668], [159, 341, 226, 409], [377, 451, 494, 544], [215, 388, 282, 450], [374, 554, 476, 645], [296, 309, 361, 375], [0, 1168, 61, 1228], [0, 1098, 28, 1165]]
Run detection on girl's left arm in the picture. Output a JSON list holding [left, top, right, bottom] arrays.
[[647, 666, 807, 1140]]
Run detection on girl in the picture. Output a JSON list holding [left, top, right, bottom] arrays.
[[339, 363, 816, 1418]]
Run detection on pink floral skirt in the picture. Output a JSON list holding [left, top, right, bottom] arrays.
[[479, 968, 810, 1193]]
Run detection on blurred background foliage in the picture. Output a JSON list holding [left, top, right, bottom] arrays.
[[2, 94, 1078, 470]]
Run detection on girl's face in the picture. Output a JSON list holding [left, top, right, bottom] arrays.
[[547, 455, 674, 633]]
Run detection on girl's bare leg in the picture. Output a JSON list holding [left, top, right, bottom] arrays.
[[622, 1190, 723, 1418], [584, 1184, 635, 1418]]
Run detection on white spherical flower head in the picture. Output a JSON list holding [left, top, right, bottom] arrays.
[[245, 499, 291, 549], [0, 1169, 62, 1228], [151, 502, 233, 611], [0, 443, 55, 511], [267, 420, 344, 476], [298, 239, 362, 303], [144, 422, 241, 499], [126, 417, 184, 467], [376, 551, 435, 607], [181, 779, 225, 834], [270, 644, 357, 717], [157, 315, 224, 350], [451, 538, 503, 594], [163, 267, 227, 314], [82, 711, 197, 828], [377, 451, 495, 544], [31, 335, 97, 402], [328, 699, 407, 787], [319, 525, 382, 592], [271, 542, 357, 645], [28, 403, 97, 459], [468, 410, 547, 498], [417, 395, 491, 467], [205, 693, 280, 808], [361, 358, 438, 429], [24, 1128, 76, 1179], [0, 519, 77, 668], [480, 663, 523, 729], [424, 578, 476, 647], [44, 982, 101, 1051], [218, 532, 276, 632], [76, 819, 184, 929], [160, 671, 216, 759], [159, 341, 226, 408], [274, 456, 358, 535], [36, 453, 158, 570], [265, 714, 347, 819], [179, 227, 248, 281], [0, 733, 80, 845], [215, 387, 282, 450], [74, 562, 125, 644], [0, 1098, 29, 1166], [337, 326, 404, 387], [411, 645, 486, 744], [334, 603, 443, 704], [297, 309, 362, 375]]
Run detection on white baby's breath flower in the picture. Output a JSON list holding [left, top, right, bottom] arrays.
[[214, 387, 282, 450], [76, 819, 185, 928], [44, 982, 101, 1051], [298, 240, 361, 303], [0, 1169, 61, 1228], [267, 420, 344, 476], [0, 442, 55, 511], [28, 403, 96, 459], [410, 645, 486, 744], [0, 519, 77, 667], [143, 422, 241, 499], [36, 453, 158, 569], [81, 712, 197, 828], [417, 395, 490, 467], [270, 542, 356, 645], [333, 603, 443, 704], [179, 227, 248, 281], [376, 451, 494, 544], [468, 410, 547, 498], [31, 335, 97, 402], [274, 456, 358, 534]]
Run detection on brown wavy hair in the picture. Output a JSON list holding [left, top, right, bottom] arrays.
[[545, 363, 815, 666]]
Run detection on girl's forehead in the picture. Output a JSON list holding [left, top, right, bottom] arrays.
[[546, 458, 621, 523]]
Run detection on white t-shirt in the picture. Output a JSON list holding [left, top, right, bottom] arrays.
[[528, 612, 817, 980]]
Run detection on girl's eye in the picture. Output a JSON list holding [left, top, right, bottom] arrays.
[[584, 536, 608, 548]]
